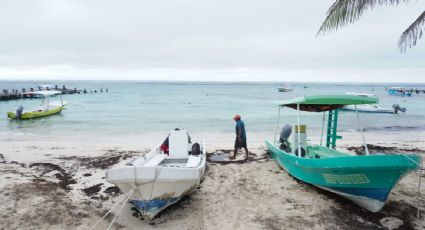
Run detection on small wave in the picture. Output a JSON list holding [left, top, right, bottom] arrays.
[[363, 125, 425, 132]]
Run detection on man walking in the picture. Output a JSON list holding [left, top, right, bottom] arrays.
[[231, 115, 248, 161]]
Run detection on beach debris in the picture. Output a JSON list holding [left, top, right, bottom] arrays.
[[57, 150, 140, 169], [104, 186, 121, 196], [380, 217, 404, 230], [207, 150, 269, 164], [347, 144, 425, 155], [82, 183, 103, 196], [29, 162, 76, 191]]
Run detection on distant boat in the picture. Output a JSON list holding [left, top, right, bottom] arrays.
[[303, 85, 310, 89], [106, 129, 206, 221], [278, 87, 293, 92], [340, 104, 406, 114], [266, 94, 421, 212], [387, 87, 412, 97], [23, 90, 61, 98], [345, 92, 376, 97], [7, 91, 65, 120], [341, 92, 407, 114]]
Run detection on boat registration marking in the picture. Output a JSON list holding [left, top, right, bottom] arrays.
[[322, 173, 370, 184]]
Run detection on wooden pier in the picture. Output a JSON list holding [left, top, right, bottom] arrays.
[[0, 85, 108, 101]]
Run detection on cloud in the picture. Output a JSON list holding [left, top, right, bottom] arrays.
[[0, 0, 424, 81]]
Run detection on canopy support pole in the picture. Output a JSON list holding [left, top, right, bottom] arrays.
[[320, 111, 326, 146], [297, 104, 301, 157], [273, 106, 281, 144], [355, 105, 369, 155]]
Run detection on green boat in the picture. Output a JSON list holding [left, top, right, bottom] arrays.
[[7, 90, 65, 120], [265, 94, 422, 212]]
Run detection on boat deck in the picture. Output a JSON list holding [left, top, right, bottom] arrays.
[[307, 145, 350, 159], [160, 158, 188, 167]]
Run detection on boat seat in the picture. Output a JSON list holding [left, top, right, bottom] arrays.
[[143, 154, 166, 167], [185, 155, 201, 168], [169, 130, 189, 159]]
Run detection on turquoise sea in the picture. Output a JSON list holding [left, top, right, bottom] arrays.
[[1, 81, 425, 143]]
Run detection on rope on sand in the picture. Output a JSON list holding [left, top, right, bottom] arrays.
[[106, 189, 134, 230], [89, 189, 134, 230], [398, 153, 424, 218], [416, 161, 424, 218]]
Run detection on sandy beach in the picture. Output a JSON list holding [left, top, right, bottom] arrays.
[[0, 131, 424, 230]]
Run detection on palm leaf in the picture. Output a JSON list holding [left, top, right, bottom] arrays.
[[399, 10, 425, 52], [318, 0, 407, 34]]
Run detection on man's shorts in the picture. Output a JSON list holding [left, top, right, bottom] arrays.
[[235, 138, 247, 149]]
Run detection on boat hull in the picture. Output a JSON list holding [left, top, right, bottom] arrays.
[[340, 105, 394, 114], [129, 179, 199, 220], [106, 152, 206, 220], [278, 88, 293, 92], [7, 106, 63, 119], [265, 140, 420, 212], [387, 89, 412, 97]]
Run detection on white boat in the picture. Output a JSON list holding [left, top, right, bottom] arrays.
[[341, 92, 406, 114], [340, 104, 406, 114], [278, 87, 293, 92], [345, 92, 376, 97], [24, 90, 61, 98], [106, 129, 206, 221]]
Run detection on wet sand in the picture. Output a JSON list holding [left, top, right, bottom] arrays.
[[0, 136, 424, 230]]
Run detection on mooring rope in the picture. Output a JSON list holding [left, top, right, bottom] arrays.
[[399, 153, 425, 218], [89, 189, 133, 230], [416, 160, 424, 218], [106, 189, 135, 230]]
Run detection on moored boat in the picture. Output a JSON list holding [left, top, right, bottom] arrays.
[[278, 87, 293, 92], [340, 104, 406, 114], [387, 87, 412, 97], [7, 91, 65, 120], [106, 129, 206, 220], [265, 94, 421, 212]]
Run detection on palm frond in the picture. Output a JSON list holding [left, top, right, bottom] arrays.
[[399, 10, 425, 52], [318, 0, 407, 34]]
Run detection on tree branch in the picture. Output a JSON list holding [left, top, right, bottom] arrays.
[[399, 10, 425, 52]]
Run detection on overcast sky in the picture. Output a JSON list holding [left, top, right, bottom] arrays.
[[0, 0, 424, 82]]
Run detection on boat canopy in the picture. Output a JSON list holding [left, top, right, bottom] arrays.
[[23, 90, 61, 97], [277, 94, 378, 112]]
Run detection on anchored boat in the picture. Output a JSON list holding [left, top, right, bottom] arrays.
[[106, 129, 206, 220], [340, 104, 406, 114], [265, 94, 421, 212], [387, 87, 412, 97], [278, 87, 293, 92], [7, 90, 65, 120]]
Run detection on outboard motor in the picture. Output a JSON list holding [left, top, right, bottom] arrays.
[[16, 106, 23, 120], [279, 125, 292, 151], [392, 104, 406, 114]]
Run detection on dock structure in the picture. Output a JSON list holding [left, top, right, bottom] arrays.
[[0, 85, 108, 101], [386, 87, 425, 95]]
